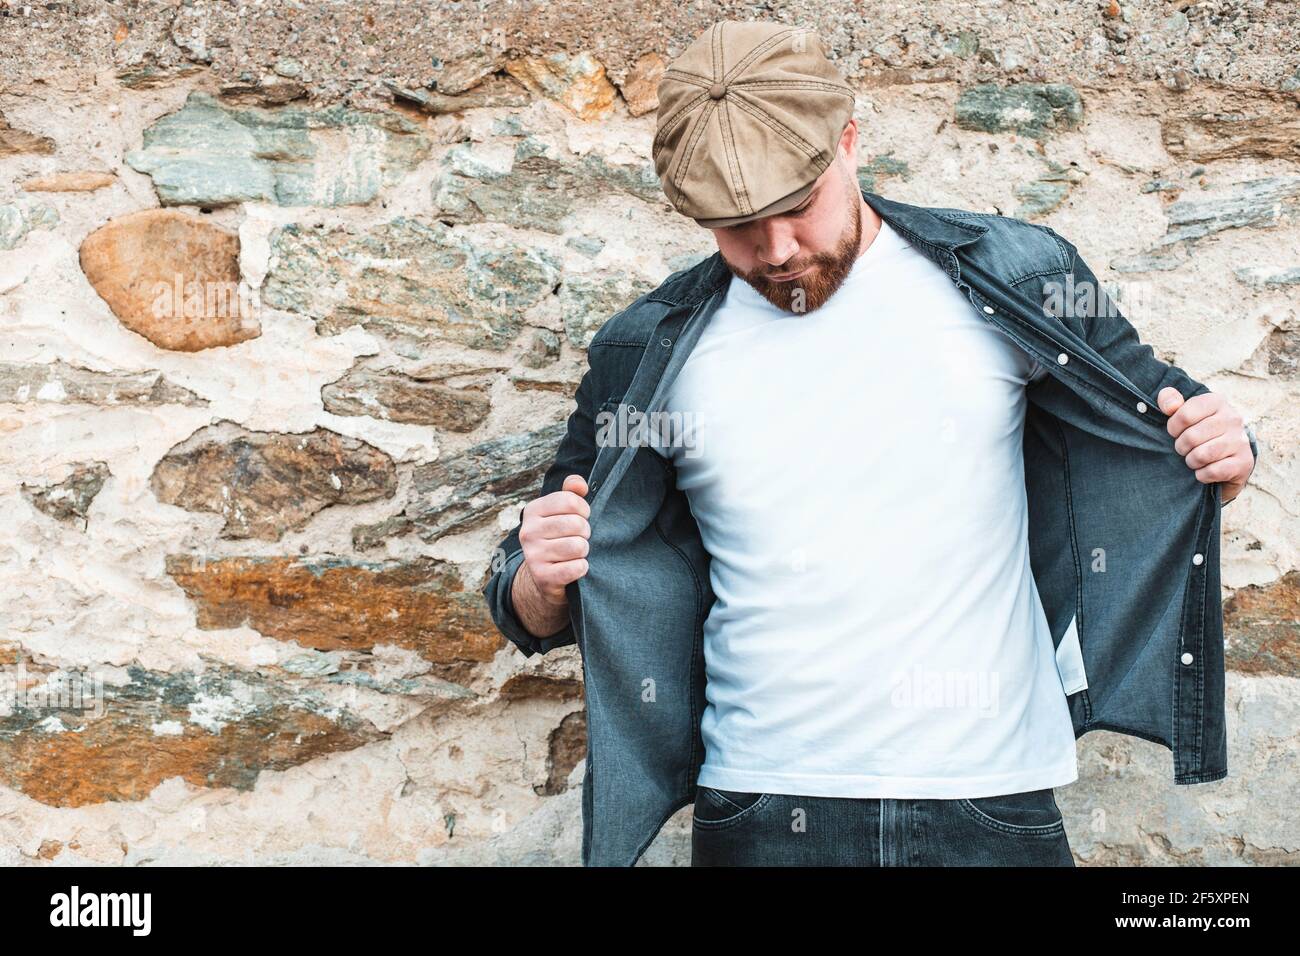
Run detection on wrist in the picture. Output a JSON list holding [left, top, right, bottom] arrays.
[[519, 560, 568, 609]]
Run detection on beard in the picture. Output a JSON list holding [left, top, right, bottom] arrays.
[[723, 178, 864, 315]]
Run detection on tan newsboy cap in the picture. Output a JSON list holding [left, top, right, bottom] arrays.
[[652, 20, 856, 228]]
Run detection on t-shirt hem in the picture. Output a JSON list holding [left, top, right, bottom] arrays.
[[695, 755, 1079, 799]]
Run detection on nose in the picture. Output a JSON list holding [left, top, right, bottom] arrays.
[[753, 219, 799, 272]]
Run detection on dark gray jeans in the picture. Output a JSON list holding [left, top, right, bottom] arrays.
[[691, 786, 1076, 866]]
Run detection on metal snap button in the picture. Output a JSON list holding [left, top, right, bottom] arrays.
[[1181, 652, 1194, 665], [1056, 353, 1069, 365], [661, 337, 672, 347], [982, 305, 994, 314], [1136, 401, 1148, 413], [1192, 552, 1204, 566]]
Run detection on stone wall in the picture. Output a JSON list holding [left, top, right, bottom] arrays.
[[0, 0, 1295, 866]]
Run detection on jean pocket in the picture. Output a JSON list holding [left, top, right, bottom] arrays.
[[692, 786, 773, 830], [958, 788, 1065, 835]]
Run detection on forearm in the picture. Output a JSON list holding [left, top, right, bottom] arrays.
[[509, 560, 571, 639]]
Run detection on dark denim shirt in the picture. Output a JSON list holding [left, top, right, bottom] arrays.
[[483, 189, 1256, 866]]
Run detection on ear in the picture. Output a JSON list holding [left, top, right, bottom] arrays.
[[839, 118, 858, 161]]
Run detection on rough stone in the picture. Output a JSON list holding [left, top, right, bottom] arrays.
[[619, 52, 666, 117], [559, 272, 657, 349], [21, 462, 111, 527], [165, 555, 503, 667], [0, 662, 385, 807], [543, 710, 587, 796], [21, 172, 116, 192], [433, 140, 663, 235], [79, 209, 260, 352], [1110, 246, 1192, 274], [504, 52, 618, 121], [432, 47, 507, 95], [1263, 328, 1299, 378], [5, 1, 1296, 105], [385, 78, 529, 115], [1164, 176, 1300, 243], [565, 235, 605, 258], [521, 329, 562, 369], [321, 365, 491, 431], [0, 111, 54, 156], [114, 61, 206, 90], [1112, 177, 1300, 272], [667, 251, 712, 273], [511, 375, 581, 396], [1162, 93, 1300, 163], [0, 361, 205, 406], [1015, 159, 1087, 218], [856, 152, 911, 192], [125, 92, 430, 207], [954, 83, 1084, 140], [151, 422, 397, 541], [273, 58, 303, 79], [408, 420, 568, 538], [1224, 572, 1299, 678], [1141, 179, 1184, 195], [498, 674, 583, 703], [0, 203, 59, 250], [217, 80, 309, 107], [327, 667, 476, 702], [353, 421, 566, 546], [262, 217, 560, 351], [1235, 267, 1300, 289]]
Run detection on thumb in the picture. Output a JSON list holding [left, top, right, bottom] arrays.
[[562, 473, 589, 498], [1157, 386, 1184, 417]]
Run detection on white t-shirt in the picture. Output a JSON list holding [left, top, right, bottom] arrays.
[[648, 219, 1079, 799]]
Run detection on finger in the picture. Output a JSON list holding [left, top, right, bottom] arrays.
[[530, 512, 591, 541], [1156, 386, 1184, 418], [1166, 392, 1218, 440], [532, 557, 590, 591], [548, 557, 590, 587], [528, 534, 590, 565], [562, 473, 589, 499], [1194, 458, 1244, 485], [532, 488, 591, 519], [1182, 432, 1238, 470], [1173, 413, 1232, 457]]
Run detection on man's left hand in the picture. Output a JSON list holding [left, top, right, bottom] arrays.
[[1158, 387, 1255, 504]]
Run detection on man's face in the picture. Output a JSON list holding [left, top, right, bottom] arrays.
[[710, 159, 863, 315]]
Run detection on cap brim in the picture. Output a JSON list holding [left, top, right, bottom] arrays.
[[692, 178, 817, 228]]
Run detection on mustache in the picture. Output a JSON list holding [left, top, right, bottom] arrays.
[[757, 258, 826, 281]]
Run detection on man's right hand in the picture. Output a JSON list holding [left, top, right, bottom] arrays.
[[511, 474, 591, 637]]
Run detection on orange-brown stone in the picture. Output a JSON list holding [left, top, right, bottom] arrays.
[[505, 52, 617, 121], [1224, 571, 1300, 678], [543, 710, 587, 796], [166, 555, 504, 664], [0, 664, 385, 807], [620, 52, 665, 117], [22, 172, 116, 192], [498, 674, 582, 702], [79, 209, 260, 352], [0, 111, 54, 156]]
